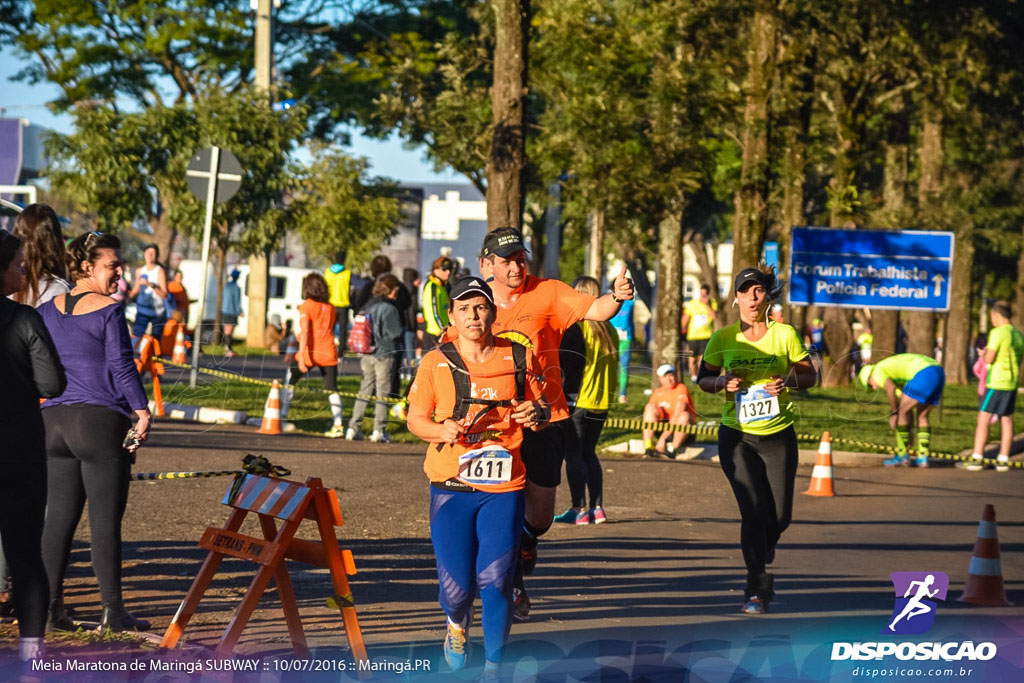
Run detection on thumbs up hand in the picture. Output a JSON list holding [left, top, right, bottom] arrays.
[[612, 265, 634, 302]]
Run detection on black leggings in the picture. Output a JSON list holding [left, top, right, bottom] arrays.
[[286, 363, 338, 390], [41, 405, 131, 605], [717, 425, 798, 576], [567, 409, 607, 509], [0, 414, 49, 637]]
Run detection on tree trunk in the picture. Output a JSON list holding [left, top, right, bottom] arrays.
[[687, 234, 723, 314], [871, 101, 908, 362], [486, 0, 528, 231], [872, 310, 897, 362], [820, 307, 854, 387], [779, 131, 805, 333], [587, 208, 605, 283], [146, 202, 177, 271], [729, 2, 776, 305], [905, 104, 944, 358], [944, 225, 974, 384], [212, 243, 227, 345], [624, 245, 654, 312], [1015, 225, 1024, 330], [246, 251, 268, 348], [905, 313, 936, 356], [821, 111, 857, 387], [653, 213, 684, 378]]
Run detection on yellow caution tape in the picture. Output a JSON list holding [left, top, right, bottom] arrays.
[[602, 416, 1022, 469], [326, 593, 355, 609], [131, 470, 240, 481], [160, 358, 403, 404]]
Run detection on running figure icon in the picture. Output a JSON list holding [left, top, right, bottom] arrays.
[[888, 574, 939, 631]]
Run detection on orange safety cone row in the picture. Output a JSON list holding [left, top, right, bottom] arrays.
[[958, 504, 1012, 606], [258, 379, 283, 435], [803, 431, 836, 497], [171, 326, 188, 364]]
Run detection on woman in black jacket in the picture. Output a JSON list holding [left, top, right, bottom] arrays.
[[346, 273, 404, 442], [0, 231, 66, 670]]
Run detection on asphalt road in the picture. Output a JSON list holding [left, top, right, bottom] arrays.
[[5, 420, 1022, 681]]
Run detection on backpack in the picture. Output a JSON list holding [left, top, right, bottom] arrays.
[[348, 311, 374, 354]]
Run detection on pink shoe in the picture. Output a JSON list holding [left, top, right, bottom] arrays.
[[574, 509, 592, 525], [591, 507, 607, 524]]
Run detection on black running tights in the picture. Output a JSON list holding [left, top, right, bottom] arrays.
[[0, 414, 49, 637], [717, 425, 798, 576], [41, 405, 131, 605], [567, 409, 606, 509]]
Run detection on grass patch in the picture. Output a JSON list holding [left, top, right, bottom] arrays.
[[150, 371, 1019, 455], [0, 623, 142, 647], [153, 374, 420, 442]]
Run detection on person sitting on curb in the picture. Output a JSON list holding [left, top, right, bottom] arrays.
[[858, 353, 945, 468], [642, 364, 696, 458]]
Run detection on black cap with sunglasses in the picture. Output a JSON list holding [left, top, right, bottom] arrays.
[[480, 227, 529, 259]]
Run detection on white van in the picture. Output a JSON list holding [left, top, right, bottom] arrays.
[[175, 259, 314, 340]]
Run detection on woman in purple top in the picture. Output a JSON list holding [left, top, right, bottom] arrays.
[[38, 232, 153, 633]]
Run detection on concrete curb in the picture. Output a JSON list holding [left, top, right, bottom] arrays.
[[151, 401, 248, 425]]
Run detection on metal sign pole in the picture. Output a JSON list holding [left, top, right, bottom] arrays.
[[190, 146, 222, 388]]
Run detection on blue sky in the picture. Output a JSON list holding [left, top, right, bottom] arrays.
[[0, 44, 463, 185]]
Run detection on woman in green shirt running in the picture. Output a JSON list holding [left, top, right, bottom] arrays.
[[697, 265, 817, 614]]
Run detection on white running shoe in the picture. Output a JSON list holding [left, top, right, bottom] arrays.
[[368, 431, 392, 443], [344, 427, 363, 441]]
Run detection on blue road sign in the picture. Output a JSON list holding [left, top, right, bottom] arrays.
[[788, 227, 954, 311], [763, 242, 779, 272]]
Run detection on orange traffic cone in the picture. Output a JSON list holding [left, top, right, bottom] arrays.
[[258, 380, 283, 435], [171, 326, 188, 364], [958, 504, 1012, 606], [803, 431, 835, 497]]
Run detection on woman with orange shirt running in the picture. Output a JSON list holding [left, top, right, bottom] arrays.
[[281, 273, 344, 434], [407, 276, 549, 679]]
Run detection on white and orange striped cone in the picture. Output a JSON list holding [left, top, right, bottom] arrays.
[[258, 379, 283, 435], [958, 504, 1012, 606], [803, 431, 836, 497], [171, 326, 188, 364]]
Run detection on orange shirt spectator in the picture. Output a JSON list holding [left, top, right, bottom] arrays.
[[167, 279, 189, 313], [298, 299, 338, 368], [408, 336, 545, 493], [648, 380, 696, 421]]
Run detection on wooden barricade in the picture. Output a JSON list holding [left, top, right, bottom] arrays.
[[159, 474, 368, 669], [135, 334, 165, 417]]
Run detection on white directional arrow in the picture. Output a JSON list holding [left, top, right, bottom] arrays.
[[931, 273, 945, 296]]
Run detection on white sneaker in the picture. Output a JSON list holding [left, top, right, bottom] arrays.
[[996, 458, 1010, 473], [368, 431, 392, 443], [344, 427, 363, 441]]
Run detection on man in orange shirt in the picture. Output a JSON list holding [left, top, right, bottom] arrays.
[[478, 227, 635, 621], [643, 363, 696, 458], [167, 271, 192, 324], [407, 276, 548, 677]]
